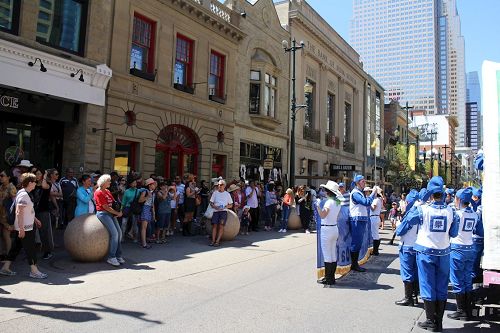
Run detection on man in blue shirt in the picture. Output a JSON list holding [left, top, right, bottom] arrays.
[[349, 175, 377, 272]]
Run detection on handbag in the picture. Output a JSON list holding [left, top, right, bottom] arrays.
[[129, 189, 143, 216], [112, 200, 121, 212], [195, 194, 202, 206]]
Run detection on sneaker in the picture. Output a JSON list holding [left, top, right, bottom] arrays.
[[107, 257, 120, 267], [117, 257, 126, 264], [278, 229, 283, 233], [29, 271, 48, 279], [42, 252, 53, 260], [305, 229, 311, 234]]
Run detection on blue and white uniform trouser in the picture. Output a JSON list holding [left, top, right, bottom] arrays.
[[320, 225, 339, 263], [350, 217, 368, 252], [370, 216, 380, 240], [416, 252, 450, 301], [399, 246, 418, 282], [471, 239, 484, 280], [450, 248, 474, 294]]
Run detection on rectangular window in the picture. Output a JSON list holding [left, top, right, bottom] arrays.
[[36, 0, 88, 55], [174, 34, 194, 86], [305, 81, 315, 127], [0, 0, 21, 34], [264, 74, 277, 117], [326, 93, 335, 134], [130, 13, 156, 76], [114, 139, 139, 176], [209, 51, 225, 100], [344, 102, 352, 144], [249, 83, 260, 114]]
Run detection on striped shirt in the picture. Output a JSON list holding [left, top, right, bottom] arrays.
[[340, 192, 350, 206]]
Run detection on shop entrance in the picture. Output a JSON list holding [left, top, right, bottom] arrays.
[[155, 125, 199, 179], [0, 112, 64, 171]]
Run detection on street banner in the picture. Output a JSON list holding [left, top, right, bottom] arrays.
[[408, 144, 416, 171], [433, 160, 439, 177], [316, 198, 373, 278], [481, 60, 500, 270]]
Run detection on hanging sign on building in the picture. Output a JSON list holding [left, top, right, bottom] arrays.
[[330, 164, 356, 172], [263, 158, 274, 169]]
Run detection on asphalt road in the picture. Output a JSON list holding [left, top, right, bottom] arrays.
[[0, 228, 497, 332]]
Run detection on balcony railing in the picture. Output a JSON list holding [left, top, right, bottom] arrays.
[[303, 126, 320, 144], [189, 0, 231, 23], [325, 133, 339, 149], [343, 141, 355, 154]]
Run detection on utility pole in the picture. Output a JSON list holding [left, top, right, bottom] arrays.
[[429, 130, 437, 177], [442, 144, 450, 184], [402, 101, 414, 155]]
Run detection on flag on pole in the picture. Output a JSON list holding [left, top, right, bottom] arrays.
[[371, 137, 380, 157], [433, 160, 439, 176], [408, 144, 416, 171]]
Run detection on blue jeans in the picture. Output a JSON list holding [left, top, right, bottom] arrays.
[[96, 211, 122, 259], [280, 205, 290, 229]]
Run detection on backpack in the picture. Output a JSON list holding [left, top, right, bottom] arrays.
[[129, 189, 144, 216]]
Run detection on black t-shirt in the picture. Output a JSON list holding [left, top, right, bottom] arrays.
[[32, 184, 51, 213]]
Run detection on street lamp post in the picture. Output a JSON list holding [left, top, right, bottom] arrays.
[[442, 144, 450, 184], [429, 130, 437, 176], [283, 38, 305, 188]]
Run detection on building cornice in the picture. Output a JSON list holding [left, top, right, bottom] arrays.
[[158, 0, 246, 42]]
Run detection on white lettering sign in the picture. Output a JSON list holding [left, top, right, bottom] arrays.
[[0, 95, 19, 109]]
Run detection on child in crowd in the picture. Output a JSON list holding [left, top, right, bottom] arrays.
[[388, 202, 399, 231], [240, 205, 251, 235]]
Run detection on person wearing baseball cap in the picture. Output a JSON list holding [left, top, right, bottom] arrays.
[[402, 176, 459, 331], [448, 187, 480, 321], [349, 175, 378, 272]]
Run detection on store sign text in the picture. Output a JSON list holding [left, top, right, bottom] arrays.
[[1, 95, 19, 109]]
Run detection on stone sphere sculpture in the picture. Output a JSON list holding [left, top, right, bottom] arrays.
[[287, 207, 302, 230], [64, 214, 109, 262], [205, 209, 240, 241]]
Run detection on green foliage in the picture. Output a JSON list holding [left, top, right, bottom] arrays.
[[386, 143, 427, 189]]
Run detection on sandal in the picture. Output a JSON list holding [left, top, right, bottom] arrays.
[[209, 242, 215, 247], [0, 269, 16, 276], [213, 242, 220, 247], [141, 244, 152, 249]]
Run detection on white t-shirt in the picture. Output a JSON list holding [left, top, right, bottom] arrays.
[[372, 197, 383, 215], [321, 198, 341, 226], [245, 187, 260, 208], [210, 190, 233, 210], [14, 189, 36, 231]]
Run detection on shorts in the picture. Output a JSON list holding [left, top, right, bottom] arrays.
[[211, 211, 227, 225]]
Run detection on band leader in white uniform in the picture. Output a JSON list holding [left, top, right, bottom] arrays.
[[370, 190, 383, 255], [316, 181, 343, 287]]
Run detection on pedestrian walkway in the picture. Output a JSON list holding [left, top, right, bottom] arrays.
[[0, 227, 498, 332]]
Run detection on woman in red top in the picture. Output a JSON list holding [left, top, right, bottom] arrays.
[[94, 174, 124, 267], [279, 188, 295, 232]]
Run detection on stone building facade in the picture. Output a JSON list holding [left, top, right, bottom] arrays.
[[0, 0, 112, 173], [275, 0, 384, 187], [225, 0, 290, 183], [104, 0, 246, 181]]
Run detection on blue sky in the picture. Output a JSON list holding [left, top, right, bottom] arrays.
[[298, 0, 500, 75]]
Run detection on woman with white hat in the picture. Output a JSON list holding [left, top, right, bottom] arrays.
[[316, 180, 343, 287]]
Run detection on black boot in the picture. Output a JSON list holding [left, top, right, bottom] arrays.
[[435, 300, 446, 332], [324, 262, 335, 287], [418, 300, 437, 331], [350, 251, 366, 272], [413, 280, 420, 305], [328, 262, 337, 286], [447, 293, 467, 320], [465, 292, 475, 319], [186, 221, 193, 236], [182, 223, 188, 236], [317, 263, 330, 285], [395, 282, 415, 306], [373, 239, 380, 255]]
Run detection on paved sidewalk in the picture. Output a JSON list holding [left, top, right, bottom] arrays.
[[0, 226, 498, 332]]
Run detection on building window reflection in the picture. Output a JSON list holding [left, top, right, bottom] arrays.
[[0, 0, 21, 35], [36, 0, 88, 55]]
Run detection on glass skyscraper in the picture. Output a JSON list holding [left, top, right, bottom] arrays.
[[350, 0, 466, 137]]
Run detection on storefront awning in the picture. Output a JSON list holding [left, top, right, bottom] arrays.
[[0, 39, 111, 106]]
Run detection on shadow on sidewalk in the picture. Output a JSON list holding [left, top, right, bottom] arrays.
[[1, 297, 163, 324]]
